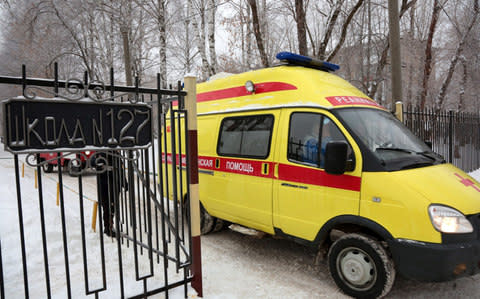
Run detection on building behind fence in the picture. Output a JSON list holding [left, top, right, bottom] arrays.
[[403, 105, 480, 172]]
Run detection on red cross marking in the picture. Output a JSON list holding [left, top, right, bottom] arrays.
[[455, 173, 480, 193]]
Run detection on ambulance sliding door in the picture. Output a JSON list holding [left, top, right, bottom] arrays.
[[209, 111, 278, 233]]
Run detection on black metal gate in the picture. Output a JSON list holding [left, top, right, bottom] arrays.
[[0, 64, 199, 298]]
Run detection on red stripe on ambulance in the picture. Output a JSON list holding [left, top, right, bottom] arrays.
[[278, 164, 361, 192], [198, 156, 275, 179], [197, 82, 297, 102], [195, 155, 360, 192]]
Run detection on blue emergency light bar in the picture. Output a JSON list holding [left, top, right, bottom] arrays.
[[276, 52, 340, 72]]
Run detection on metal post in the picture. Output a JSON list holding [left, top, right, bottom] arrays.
[[395, 102, 403, 122], [449, 110, 454, 163], [184, 75, 202, 297]]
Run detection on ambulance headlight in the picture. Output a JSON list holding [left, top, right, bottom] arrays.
[[428, 205, 473, 233]]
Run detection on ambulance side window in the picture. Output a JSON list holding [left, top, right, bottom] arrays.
[[288, 113, 322, 166], [288, 113, 353, 169], [217, 114, 274, 159]]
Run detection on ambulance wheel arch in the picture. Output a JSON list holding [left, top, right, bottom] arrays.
[[314, 215, 394, 247], [314, 215, 394, 257]]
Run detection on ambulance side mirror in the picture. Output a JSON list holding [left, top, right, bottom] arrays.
[[324, 141, 348, 175]]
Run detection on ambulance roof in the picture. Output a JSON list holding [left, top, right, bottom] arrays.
[[196, 61, 384, 115]]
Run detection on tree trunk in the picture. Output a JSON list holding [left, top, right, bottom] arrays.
[[190, 0, 210, 80], [158, 0, 167, 88], [208, 0, 217, 75], [247, 0, 269, 67], [120, 24, 133, 86], [185, 2, 192, 73], [246, 4, 253, 67], [458, 57, 467, 111], [295, 0, 307, 55], [419, 0, 442, 109]]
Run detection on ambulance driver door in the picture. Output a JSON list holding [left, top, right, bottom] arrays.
[[273, 111, 360, 241]]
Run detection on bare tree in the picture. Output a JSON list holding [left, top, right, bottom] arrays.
[[419, 0, 446, 109], [247, 0, 269, 67], [295, 0, 307, 55], [134, 0, 168, 87], [207, 0, 217, 74], [326, 0, 364, 61], [435, 0, 479, 110], [368, 0, 417, 100]]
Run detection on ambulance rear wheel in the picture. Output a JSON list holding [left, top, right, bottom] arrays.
[[327, 233, 395, 298], [212, 218, 231, 232], [200, 203, 215, 234]]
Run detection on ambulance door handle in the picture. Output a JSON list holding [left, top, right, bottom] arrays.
[[199, 169, 214, 176], [281, 183, 308, 190]]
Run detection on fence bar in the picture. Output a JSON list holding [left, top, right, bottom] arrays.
[[14, 155, 29, 298], [0, 239, 4, 299], [402, 103, 480, 172], [449, 111, 453, 163], [57, 153, 72, 299], [36, 154, 52, 299], [157, 74, 170, 299]]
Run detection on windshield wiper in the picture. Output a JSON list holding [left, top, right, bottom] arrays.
[[417, 151, 444, 162], [401, 161, 435, 170], [376, 147, 444, 163], [375, 147, 414, 154], [416, 151, 445, 162]]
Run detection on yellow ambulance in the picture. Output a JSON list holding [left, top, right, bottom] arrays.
[[172, 52, 480, 298]]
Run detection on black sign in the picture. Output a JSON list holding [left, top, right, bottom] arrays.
[[3, 98, 152, 153]]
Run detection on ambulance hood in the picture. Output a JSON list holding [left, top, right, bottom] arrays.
[[392, 163, 480, 215]]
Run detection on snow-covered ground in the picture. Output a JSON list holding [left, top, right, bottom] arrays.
[[1, 146, 480, 298]]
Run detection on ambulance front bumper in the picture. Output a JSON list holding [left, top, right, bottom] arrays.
[[388, 237, 480, 282]]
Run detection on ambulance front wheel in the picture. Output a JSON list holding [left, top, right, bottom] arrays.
[[327, 233, 395, 299]]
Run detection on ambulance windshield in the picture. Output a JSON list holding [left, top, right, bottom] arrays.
[[336, 108, 444, 170]]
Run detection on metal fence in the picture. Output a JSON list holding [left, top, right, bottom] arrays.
[[403, 105, 480, 172], [0, 64, 201, 298]]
